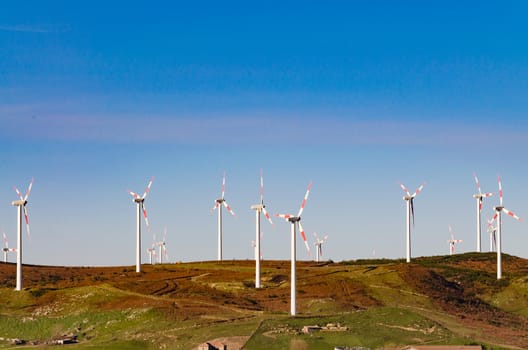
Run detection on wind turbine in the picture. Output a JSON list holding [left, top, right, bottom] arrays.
[[2, 232, 16, 263], [211, 172, 236, 261], [250, 169, 273, 288], [492, 176, 522, 279], [472, 173, 494, 252], [12, 178, 33, 291], [398, 181, 425, 263], [447, 225, 462, 255], [147, 232, 158, 264], [276, 181, 312, 316], [313, 232, 328, 263], [157, 226, 169, 264], [127, 176, 154, 273], [487, 218, 497, 252]]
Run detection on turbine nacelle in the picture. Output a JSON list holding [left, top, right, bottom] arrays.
[[133, 198, 145, 204], [251, 204, 265, 210], [288, 216, 301, 223], [11, 199, 27, 207]]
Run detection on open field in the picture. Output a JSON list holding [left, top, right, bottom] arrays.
[[0, 253, 527, 349]]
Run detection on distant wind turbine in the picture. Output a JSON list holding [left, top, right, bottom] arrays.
[[473, 173, 494, 252], [157, 226, 169, 264], [212, 172, 236, 261], [487, 218, 497, 252], [276, 181, 312, 316], [2, 232, 16, 263], [313, 232, 328, 263], [398, 181, 425, 263], [127, 176, 154, 273], [492, 176, 522, 279], [447, 225, 462, 255], [12, 178, 33, 291], [250, 169, 273, 288]]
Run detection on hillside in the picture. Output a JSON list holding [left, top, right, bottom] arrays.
[[0, 253, 527, 349]]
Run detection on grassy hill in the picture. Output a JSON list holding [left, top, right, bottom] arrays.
[[0, 253, 527, 349]]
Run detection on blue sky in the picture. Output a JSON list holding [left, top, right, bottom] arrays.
[[1, 1, 528, 266]]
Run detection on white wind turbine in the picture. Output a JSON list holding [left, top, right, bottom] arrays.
[[211, 172, 236, 261], [492, 176, 522, 279], [313, 232, 328, 263], [147, 232, 158, 264], [127, 176, 154, 273], [2, 232, 16, 263], [157, 226, 169, 264], [276, 181, 312, 316], [447, 225, 462, 255], [473, 173, 494, 252], [12, 178, 33, 291], [487, 218, 497, 252], [250, 169, 273, 288], [398, 181, 425, 263]]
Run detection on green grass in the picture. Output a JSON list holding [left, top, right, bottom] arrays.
[[245, 307, 472, 350]]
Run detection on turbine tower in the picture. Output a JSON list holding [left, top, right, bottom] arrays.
[[447, 225, 462, 255], [313, 232, 328, 263], [276, 181, 312, 316], [398, 181, 425, 263], [492, 176, 522, 280], [212, 172, 236, 261], [250, 169, 273, 288], [472, 173, 493, 252], [127, 176, 154, 273], [12, 178, 33, 291], [2, 232, 16, 263]]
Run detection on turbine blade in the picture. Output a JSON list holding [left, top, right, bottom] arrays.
[[128, 190, 140, 199], [142, 202, 150, 227], [490, 212, 498, 224], [23, 206, 31, 240], [322, 235, 328, 242], [221, 172, 226, 200], [503, 207, 521, 221], [262, 207, 273, 225], [223, 200, 236, 217], [24, 177, 34, 201], [498, 176, 503, 206], [297, 181, 312, 217], [211, 201, 220, 212], [313, 232, 319, 241], [3, 232, 8, 248], [275, 213, 292, 220], [411, 182, 425, 198], [142, 176, 154, 199], [482, 192, 493, 198], [298, 221, 311, 255], [14, 186, 24, 201], [398, 182, 411, 196], [474, 173, 482, 195], [260, 168, 264, 204]]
